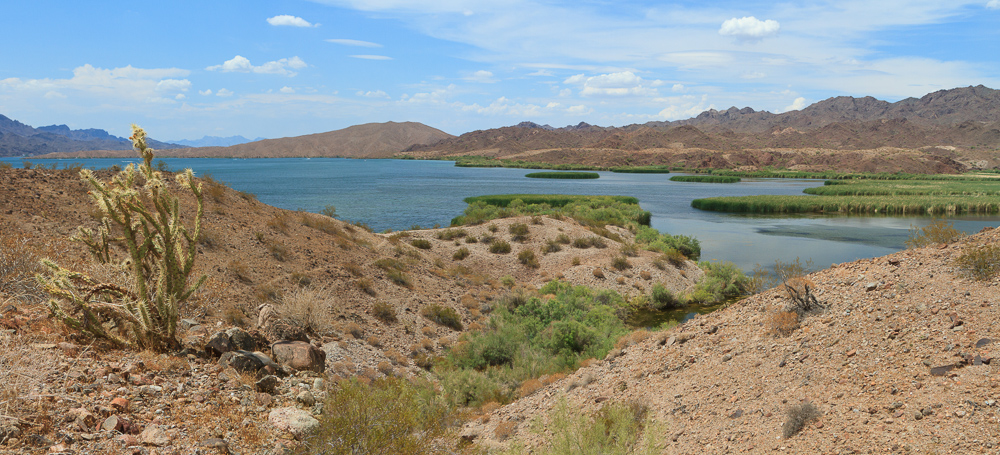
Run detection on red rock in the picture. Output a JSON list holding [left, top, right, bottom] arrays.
[[111, 397, 130, 413]]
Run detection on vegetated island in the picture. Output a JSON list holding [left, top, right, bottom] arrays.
[[524, 171, 600, 179], [670, 175, 741, 183], [692, 174, 1000, 215]]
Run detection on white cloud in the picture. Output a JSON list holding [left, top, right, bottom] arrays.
[[175, 94, 186, 100], [740, 71, 766, 79], [216, 88, 234, 97], [357, 90, 390, 98], [266, 15, 318, 27], [350, 55, 393, 60], [206, 55, 307, 76], [326, 38, 382, 47], [279, 86, 295, 94], [988, 0, 1000, 9], [527, 69, 554, 77], [719, 16, 780, 41], [464, 70, 496, 82], [0, 64, 191, 105], [657, 94, 714, 120], [671, 84, 686, 92], [563, 71, 659, 97], [462, 97, 542, 116], [199, 89, 213, 96], [156, 79, 191, 93], [566, 105, 591, 114], [44, 91, 66, 99], [782, 97, 807, 112]]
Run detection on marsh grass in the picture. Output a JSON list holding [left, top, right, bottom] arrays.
[[525, 172, 600, 179], [670, 175, 740, 183], [693, 194, 1000, 215]]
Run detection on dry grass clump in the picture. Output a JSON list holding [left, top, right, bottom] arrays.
[[386, 270, 413, 288], [905, 219, 965, 248], [489, 240, 512, 254], [592, 268, 605, 279], [253, 283, 282, 302], [767, 310, 800, 337], [386, 349, 408, 366], [421, 326, 436, 337], [372, 301, 397, 323], [572, 237, 607, 249], [611, 256, 631, 271], [355, 278, 376, 296], [509, 223, 531, 242], [344, 322, 364, 339], [518, 249, 540, 268], [616, 276, 626, 284], [565, 372, 595, 392], [639, 270, 652, 280], [614, 330, 650, 350], [221, 301, 251, 327], [0, 231, 46, 305], [453, 247, 470, 261], [411, 239, 432, 250], [661, 249, 687, 267], [460, 294, 479, 310], [420, 304, 463, 331], [301, 212, 345, 237], [342, 262, 364, 277], [276, 286, 336, 336], [267, 212, 292, 234], [377, 361, 394, 376], [782, 402, 820, 438], [261, 236, 292, 261], [494, 421, 517, 441], [542, 240, 562, 254], [955, 243, 1000, 281], [0, 333, 57, 424], [366, 336, 383, 348], [620, 242, 639, 257], [436, 228, 467, 240], [517, 378, 544, 398]]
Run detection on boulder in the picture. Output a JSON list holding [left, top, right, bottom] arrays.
[[268, 407, 319, 439], [205, 331, 233, 357], [256, 375, 280, 394], [271, 341, 326, 373], [139, 424, 171, 446], [219, 350, 266, 374], [226, 327, 257, 351]]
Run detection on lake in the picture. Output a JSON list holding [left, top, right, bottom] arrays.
[[5, 157, 999, 272]]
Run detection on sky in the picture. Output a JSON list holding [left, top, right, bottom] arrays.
[[1, 0, 999, 141]]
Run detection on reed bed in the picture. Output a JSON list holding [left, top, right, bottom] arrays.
[[609, 166, 673, 174], [525, 171, 600, 179], [804, 179, 1000, 196], [670, 175, 741, 183], [691, 194, 1000, 215]]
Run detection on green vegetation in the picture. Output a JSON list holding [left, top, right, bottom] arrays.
[[609, 165, 672, 174], [685, 261, 751, 304], [454, 156, 603, 171], [955, 243, 1000, 281], [453, 195, 650, 228], [710, 169, 996, 181], [489, 240, 513, 254], [670, 175, 741, 183], [438, 281, 631, 407], [37, 125, 206, 351], [525, 171, 600, 179], [509, 223, 531, 242], [301, 377, 453, 455], [692, 194, 1000, 215], [805, 179, 1000, 196], [421, 304, 463, 330], [452, 247, 470, 260], [634, 225, 700, 260], [905, 219, 966, 248], [500, 398, 661, 455], [518, 249, 540, 268], [411, 239, 432, 250]]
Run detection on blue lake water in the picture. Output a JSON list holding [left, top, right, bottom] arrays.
[[6, 157, 1000, 272]]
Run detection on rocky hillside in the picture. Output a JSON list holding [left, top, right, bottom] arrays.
[[465, 227, 1000, 454], [0, 165, 699, 453], [38, 122, 454, 159]]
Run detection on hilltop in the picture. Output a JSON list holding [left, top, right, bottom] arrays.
[[0, 114, 183, 157], [35, 122, 454, 159]]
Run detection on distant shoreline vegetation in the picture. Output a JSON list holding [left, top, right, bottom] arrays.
[[670, 175, 740, 183], [692, 177, 1000, 215], [525, 171, 600, 179]]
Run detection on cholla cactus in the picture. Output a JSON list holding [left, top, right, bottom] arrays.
[[37, 124, 206, 351]]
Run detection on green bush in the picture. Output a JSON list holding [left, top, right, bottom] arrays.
[[372, 301, 397, 323], [301, 377, 453, 455], [489, 240, 512, 254], [421, 304, 463, 330], [499, 399, 661, 455], [542, 240, 562, 254], [687, 261, 751, 304], [452, 247, 470, 260], [905, 219, 965, 248], [611, 256, 630, 271], [452, 195, 651, 229], [411, 239, 432, 250], [525, 171, 600, 179], [518, 249, 540, 268], [649, 284, 680, 310], [509, 223, 531, 242]]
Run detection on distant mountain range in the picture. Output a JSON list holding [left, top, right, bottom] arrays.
[[168, 135, 267, 148], [0, 115, 185, 157], [38, 122, 454, 159], [405, 85, 1000, 156]]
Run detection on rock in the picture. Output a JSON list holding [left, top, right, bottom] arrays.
[[205, 331, 234, 357], [102, 415, 125, 433], [139, 424, 171, 446], [69, 407, 98, 431], [219, 350, 265, 375], [865, 282, 879, 292], [976, 338, 992, 348], [930, 364, 956, 376], [256, 375, 280, 394], [111, 397, 130, 413], [180, 319, 199, 330], [268, 407, 320, 439], [272, 341, 326, 373], [250, 351, 281, 370], [312, 378, 325, 391], [296, 390, 316, 407], [226, 327, 256, 351], [57, 342, 80, 357], [201, 438, 229, 453]]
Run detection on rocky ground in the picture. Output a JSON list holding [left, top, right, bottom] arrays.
[[466, 227, 1000, 454]]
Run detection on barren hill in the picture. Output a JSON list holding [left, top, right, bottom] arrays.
[[0, 114, 183, 157], [37, 121, 453, 159]]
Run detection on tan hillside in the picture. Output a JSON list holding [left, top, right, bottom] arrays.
[[34, 121, 453, 159], [465, 227, 1000, 454]]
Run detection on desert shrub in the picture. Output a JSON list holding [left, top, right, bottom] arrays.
[[506, 398, 658, 455], [489, 240, 512, 254], [38, 125, 206, 351], [651, 258, 666, 270], [556, 233, 571, 244], [748, 257, 815, 294], [0, 162, 11, 170], [782, 402, 820, 439], [611, 256, 631, 271], [343, 262, 364, 277], [411, 239, 432, 250], [262, 237, 291, 261], [620, 243, 640, 257], [436, 228, 467, 240], [768, 310, 799, 336], [453, 247, 470, 260], [661, 249, 687, 267], [356, 278, 376, 296], [320, 205, 339, 219], [198, 228, 222, 250], [200, 173, 227, 203], [290, 272, 312, 287], [344, 322, 364, 339], [509, 223, 531, 242], [639, 270, 651, 280], [518, 249, 540, 268], [955, 243, 1000, 281], [634, 226, 701, 260], [0, 231, 45, 304], [301, 213, 343, 237], [386, 349, 407, 365], [301, 377, 453, 455], [686, 261, 751, 304], [649, 283, 679, 310], [277, 287, 336, 336], [254, 283, 282, 302], [465, 236, 478, 244], [571, 257, 581, 266], [372, 301, 397, 323], [375, 258, 407, 272], [592, 268, 605, 279], [542, 240, 562, 254], [421, 304, 463, 330], [386, 270, 413, 288], [488, 224, 499, 233], [905, 219, 965, 248], [783, 277, 822, 313], [267, 213, 292, 234], [531, 216, 543, 225]]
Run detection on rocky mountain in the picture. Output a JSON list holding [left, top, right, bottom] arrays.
[[39, 121, 454, 159], [0, 114, 184, 157], [168, 135, 267, 148]]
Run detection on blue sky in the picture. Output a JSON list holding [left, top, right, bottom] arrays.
[[1, 0, 998, 140]]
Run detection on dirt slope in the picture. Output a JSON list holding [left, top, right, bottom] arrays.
[[467, 228, 1000, 454]]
